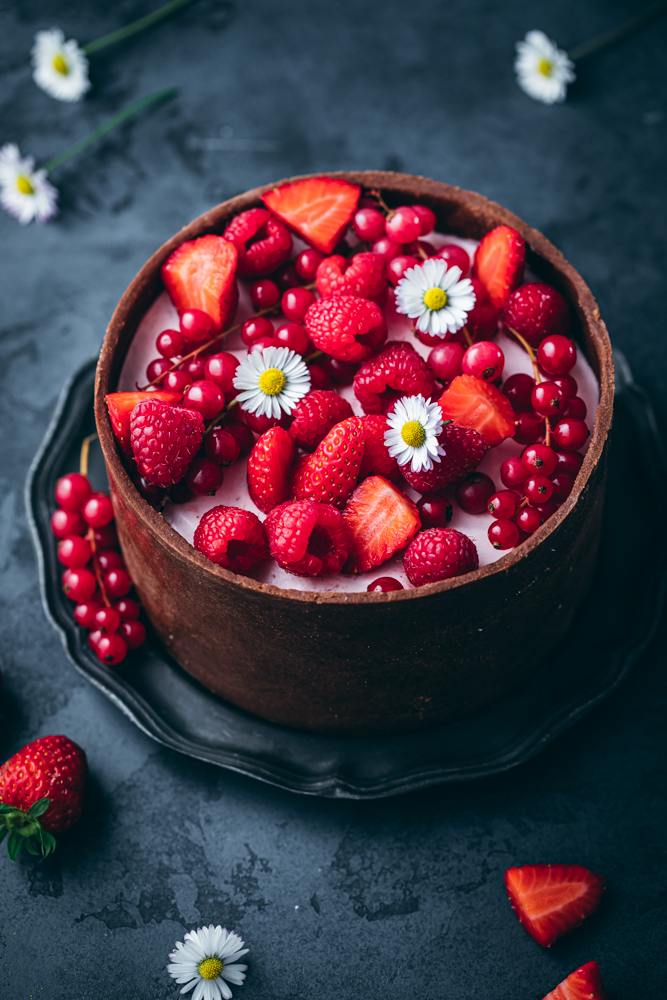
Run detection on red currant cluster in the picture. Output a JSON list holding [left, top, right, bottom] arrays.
[[51, 471, 146, 664]]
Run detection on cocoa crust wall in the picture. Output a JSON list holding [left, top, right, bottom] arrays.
[[95, 173, 614, 735]]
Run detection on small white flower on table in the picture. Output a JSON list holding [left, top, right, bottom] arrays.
[[395, 258, 475, 337], [167, 924, 249, 1000], [31, 28, 90, 102], [233, 345, 311, 419], [0, 143, 58, 224], [514, 30, 575, 104], [385, 394, 445, 473]]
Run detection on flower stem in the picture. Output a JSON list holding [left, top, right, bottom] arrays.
[[79, 433, 97, 478], [568, 0, 667, 62], [43, 88, 177, 173], [82, 0, 198, 55]]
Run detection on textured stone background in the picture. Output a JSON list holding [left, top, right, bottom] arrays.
[[1, 1, 666, 997]]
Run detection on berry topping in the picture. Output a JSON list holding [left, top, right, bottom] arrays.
[[473, 225, 525, 310], [521, 443, 557, 476], [488, 519, 520, 549], [501, 456, 529, 489], [524, 474, 554, 504], [434, 244, 470, 273], [385, 205, 422, 244], [51, 508, 86, 539], [427, 341, 465, 383], [504, 863, 605, 949], [487, 490, 519, 519], [353, 342, 438, 414], [503, 282, 569, 347], [274, 262, 300, 291], [343, 475, 420, 573], [130, 399, 204, 487], [274, 322, 310, 355], [401, 422, 487, 494], [412, 204, 437, 235], [502, 372, 536, 412], [162, 234, 238, 330], [205, 352, 240, 395], [455, 471, 496, 514], [62, 567, 97, 602], [552, 416, 589, 451], [371, 235, 402, 262], [180, 308, 217, 344], [516, 506, 542, 534], [551, 373, 578, 399], [223, 207, 292, 276], [241, 316, 274, 347], [404, 527, 478, 586], [316, 252, 386, 303], [295, 247, 325, 280], [531, 380, 564, 416], [205, 427, 241, 466], [359, 414, 401, 482], [226, 420, 254, 458], [58, 535, 92, 569], [556, 449, 583, 475], [438, 374, 517, 446], [249, 278, 281, 310], [185, 455, 224, 496], [156, 328, 185, 358], [246, 426, 296, 513], [366, 576, 404, 593], [563, 396, 587, 419], [193, 505, 269, 573], [289, 390, 354, 452], [551, 470, 575, 502], [146, 358, 172, 384], [265, 499, 351, 576], [462, 340, 505, 381], [305, 294, 387, 364], [352, 206, 386, 242], [82, 492, 114, 527], [262, 176, 361, 255], [307, 362, 332, 390], [182, 379, 225, 420], [119, 619, 146, 649], [292, 416, 364, 509], [387, 255, 419, 286], [416, 493, 453, 528], [55, 473, 92, 512], [542, 962, 608, 1000], [514, 410, 544, 445], [537, 334, 577, 375], [281, 286, 316, 323]]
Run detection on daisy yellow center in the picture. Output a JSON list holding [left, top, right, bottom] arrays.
[[538, 58, 553, 77], [53, 53, 69, 75], [423, 287, 447, 311], [17, 175, 35, 195], [401, 420, 426, 448], [198, 957, 223, 981], [258, 367, 286, 395]]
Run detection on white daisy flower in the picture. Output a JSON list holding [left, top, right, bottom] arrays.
[[31, 28, 90, 102], [0, 143, 58, 225], [395, 258, 475, 338], [233, 345, 311, 419], [167, 925, 249, 1000], [384, 394, 445, 473], [514, 30, 575, 105]]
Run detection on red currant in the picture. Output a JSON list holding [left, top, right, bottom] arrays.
[[552, 417, 589, 451], [416, 493, 453, 528], [455, 472, 496, 514], [163, 369, 190, 394], [62, 567, 97, 602], [366, 577, 404, 593], [551, 471, 575, 502], [96, 550, 124, 573], [514, 411, 543, 445], [467, 302, 498, 341], [250, 278, 280, 310], [307, 363, 332, 390], [501, 456, 528, 490], [104, 568, 132, 598], [55, 473, 92, 513], [516, 506, 542, 534], [531, 381, 564, 416], [323, 355, 357, 385], [295, 248, 325, 280], [146, 358, 171, 384], [225, 420, 254, 457], [412, 204, 437, 236], [243, 410, 291, 434], [533, 500, 558, 521], [524, 474, 554, 504], [462, 341, 504, 381], [248, 336, 281, 354], [115, 597, 140, 621], [564, 396, 587, 419], [88, 629, 103, 651], [185, 456, 223, 496], [156, 329, 184, 358], [274, 322, 310, 355], [353, 207, 386, 242], [488, 519, 519, 549], [95, 606, 121, 634], [205, 426, 241, 466], [487, 490, 519, 519], [551, 374, 577, 399], [404, 239, 436, 258], [119, 619, 146, 649], [435, 244, 470, 274], [178, 356, 207, 382], [502, 373, 536, 412], [74, 599, 103, 628], [83, 493, 114, 528], [241, 316, 274, 347], [521, 443, 557, 476], [281, 287, 316, 323], [180, 309, 216, 343], [51, 508, 86, 539], [371, 236, 402, 262], [387, 255, 419, 286], [203, 352, 239, 396], [93, 524, 118, 550], [135, 476, 163, 505], [537, 334, 577, 375], [428, 342, 464, 383], [386, 206, 422, 244], [182, 380, 225, 420], [95, 633, 127, 665], [274, 262, 300, 291], [414, 328, 446, 347], [556, 450, 583, 475]]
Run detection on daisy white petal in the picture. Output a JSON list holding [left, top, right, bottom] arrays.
[[0, 143, 58, 225], [514, 30, 575, 105], [233, 345, 310, 418], [384, 395, 445, 473], [395, 259, 476, 338], [32, 28, 90, 102], [168, 926, 249, 1000]]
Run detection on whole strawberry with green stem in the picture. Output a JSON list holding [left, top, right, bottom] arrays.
[[0, 735, 86, 860]]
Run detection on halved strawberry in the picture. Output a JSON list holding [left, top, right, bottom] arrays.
[[247, 427, 296, 514], [343, 476, 420, 573], [542, 961, 608, 1000], [438, 374, 516, 447], [162, 234, 238, 329], [473, 224, 525, 310], [105, 390, 182, 455], [291, 416, 364, 509], [505, 863, 605, 948], [262, 177, 361, 255]]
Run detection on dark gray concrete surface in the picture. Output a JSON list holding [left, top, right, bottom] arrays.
[[1, 1, 666, 996]]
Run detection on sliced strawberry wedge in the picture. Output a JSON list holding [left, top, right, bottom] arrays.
[[343, 476, 420, 573], [505, 863, 605, 948], [162, 234, 238, 329], [262, 177, 361, 255], [106, 390, 182, 455], [438, 374, 516, 447], [542, 961, 608, 1000], [473, 224, 525, 310]]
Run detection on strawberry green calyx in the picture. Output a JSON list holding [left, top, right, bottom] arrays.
[[0, 797, 56, 860]]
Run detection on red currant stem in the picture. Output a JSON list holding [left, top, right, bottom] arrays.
[[79, 433, 97, 478], [304, 349, 324, 364], [86, 528, 112, 607], [461, 325, 473, 347], [367, 189, 393, 217], [203, 398, 238, 438], [544, 417, 552, 448], [517, 497, 529, 510], [507, 326, 541, 383], [415, 245, 429, 260]]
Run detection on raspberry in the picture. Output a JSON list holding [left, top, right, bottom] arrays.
[[247, 427, 296, 513], [130, 400, 204, 487], [193, 505, 269, 573], [404, 528, 479, 586], [291, 416, 364, 509], [264, 499, 351, 576], [315, 252, 387, 304], [223, 207, 292, 276], [288, 390, 354, 452], [304, 295, 387, 364], [359, 414, 401, 481], [353, 342, 438, 414], [503, 282, 569, 348], [402, 422, 487, 493]]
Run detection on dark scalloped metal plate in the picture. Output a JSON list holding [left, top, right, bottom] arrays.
[[26, 352, 667, 799]]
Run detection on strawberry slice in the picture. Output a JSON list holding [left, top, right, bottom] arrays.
[[105, 390, 182, 455], [542, 961, 608, 1000], [162, 234, 238, 329], [343, 476, 420, 573], [438, 374, 516, 447], [262, 177, 361, 255], [505, 863, 605, 948], [473, 224, 525, 310], [291, 416, 364, 509], [247, 426, 296, 514]]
